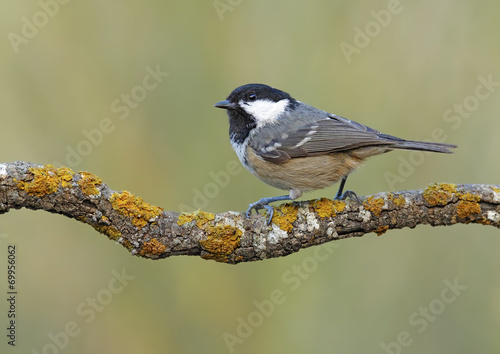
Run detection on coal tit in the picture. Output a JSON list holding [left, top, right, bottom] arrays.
[[215, 83, 456, 222]]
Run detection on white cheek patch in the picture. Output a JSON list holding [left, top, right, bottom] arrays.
[[239, 99, 289, 127]]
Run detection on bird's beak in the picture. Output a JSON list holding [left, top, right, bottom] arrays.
[[214, 100, 237, 110]]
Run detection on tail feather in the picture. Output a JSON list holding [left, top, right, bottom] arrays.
[[393, 140, 457, 154]]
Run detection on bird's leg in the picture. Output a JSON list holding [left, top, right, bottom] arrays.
[[246, 195, 292, 224], [334, 175, 359, 201]]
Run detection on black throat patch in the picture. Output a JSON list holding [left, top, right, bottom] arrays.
[[228, 110, 257, 144]]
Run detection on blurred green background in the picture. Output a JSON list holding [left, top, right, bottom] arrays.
[[1, 0, 499, 353]]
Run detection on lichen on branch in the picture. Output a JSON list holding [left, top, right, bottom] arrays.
[[1, 161, 499, 264]]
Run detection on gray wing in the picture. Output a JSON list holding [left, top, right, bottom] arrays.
[[258, 114, 402, 164]]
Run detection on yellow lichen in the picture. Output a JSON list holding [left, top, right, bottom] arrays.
[[110, 191, 163, 228], [311, 198, 346, 218], [200, 225, 242, 262], [139, 238, 167, 256], [271, 204, 299, 232], [459, 192, 480, 202], [16, 164, 75, 197], [76, 214, 121, 240], [332, 200, 346, 215], [75, 216, 86, 223], [388, 193, 406, 207], [177, 210, 241, 262], [493, 186, 500, 193], [58, 167, 75, 188], [421, 185, 483, 220], [456, 200, 481, 219], [78, 171, 102, 195], [121, 239, 134, 251], [476, 217, 491, 225], [93, 224, 122, 240], [177, 210, 215, 228], [364, 196, 385, 217], [423, 183, 457, 206], [375, 225, 389, 236]]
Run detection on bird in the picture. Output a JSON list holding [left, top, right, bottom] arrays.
[[214, 83, 456, 223]]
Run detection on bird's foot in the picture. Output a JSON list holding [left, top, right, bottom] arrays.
[[334, 190, 360, 203], [246, 202, 275, 224], [246, 195, 292, 224]]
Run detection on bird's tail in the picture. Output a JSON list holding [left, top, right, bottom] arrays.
[[393, 140, 457, 153]]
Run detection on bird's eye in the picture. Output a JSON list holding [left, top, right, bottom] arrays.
[[248, 93, 257, 101]]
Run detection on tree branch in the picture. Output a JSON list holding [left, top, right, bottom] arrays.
[[1, 161, 499, 264]]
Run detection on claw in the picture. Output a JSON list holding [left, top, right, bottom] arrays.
[[335, 190, 360, 203], [246, 201, 262, 217], [263, 205, 275, 224], [246, 203, 275, 223], [245, 195, 292, 224], [334, 176, 361, 202]]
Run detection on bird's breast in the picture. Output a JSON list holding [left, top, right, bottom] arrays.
[[245, 146, 364, 192]]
